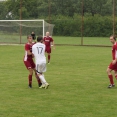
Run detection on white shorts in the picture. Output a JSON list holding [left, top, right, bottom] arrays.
[[36, 63, 46, 74]]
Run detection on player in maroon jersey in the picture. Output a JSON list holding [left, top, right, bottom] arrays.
[[23, 35, 42, 88], [43, 32, 55, 64], [106, 35, 117, 88]]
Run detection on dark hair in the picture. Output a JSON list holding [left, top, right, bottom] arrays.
[[110, 35, 117, 41], [113, 36, 116, 41], [37, 36, 43, 42]]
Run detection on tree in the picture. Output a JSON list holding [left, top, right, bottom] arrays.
[[4, 0, 117, 19], [84, 0, 117, 16], [0, 2, 7, 19]]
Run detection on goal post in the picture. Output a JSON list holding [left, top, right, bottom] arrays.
[[0, 19, 55, 44]]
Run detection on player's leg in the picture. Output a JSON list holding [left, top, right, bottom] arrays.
[[36, 63, 49, 89], [47, 53, 51, 64], [106, 63, 115, 88], [46, 47, 51, 64], [33, 68, 42, 87], [41, 74, 49, 89], [45, 47, 51, 64], [38, 73, 49, 89], [24, 61, 33, 88], [31, 60, 42, 87], [28, 68, 33, 88]]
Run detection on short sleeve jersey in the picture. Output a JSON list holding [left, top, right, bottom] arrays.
[[43, 36, 53, 47], [24, 42, 35, 61], [32, 42, 46, 64], [112, 42, 117, 60]]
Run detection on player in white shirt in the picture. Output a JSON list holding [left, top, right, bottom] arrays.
[[32, 36, 49, 89]]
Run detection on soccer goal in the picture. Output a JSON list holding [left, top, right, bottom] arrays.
[[0, 20, 55, 44]]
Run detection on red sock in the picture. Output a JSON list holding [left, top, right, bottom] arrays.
[[108, 75, 114, 85], [48, 55, 50, 62], [35, 73, 41, 84], [28, 75, 32, 85]]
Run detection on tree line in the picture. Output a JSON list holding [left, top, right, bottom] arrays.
[[0, 0, 116, 36]]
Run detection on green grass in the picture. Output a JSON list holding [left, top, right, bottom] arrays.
[[53, 36, 111, 46], [0, 34, 111, 46], [0, 44, 116, 117]]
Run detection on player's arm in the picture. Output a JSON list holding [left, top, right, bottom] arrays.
[[43, 38, 45, 44], [51, 38, 55, 49], [112, 47, 117, 64], [27, 50, 33, 55], [115, 52, 117, 62], [32, 46, 35, 58]]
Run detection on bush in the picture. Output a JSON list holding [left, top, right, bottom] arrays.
[[46, 14, 115, 37]]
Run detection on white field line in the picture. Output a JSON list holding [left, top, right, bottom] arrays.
[[0, 43, 24, 46]]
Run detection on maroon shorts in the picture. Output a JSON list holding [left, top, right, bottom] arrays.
[[45, 46, 51, 53], [24, 59, 35, 69], [108, 62, 117, 71]]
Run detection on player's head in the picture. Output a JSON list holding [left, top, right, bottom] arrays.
[[37, 36, 43, 43], [46, 32, 50, 36], [27, 35, 33, 43], [110, 35, 116, 44]]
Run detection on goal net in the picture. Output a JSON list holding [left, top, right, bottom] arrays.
[[0, 20, 55, 44]]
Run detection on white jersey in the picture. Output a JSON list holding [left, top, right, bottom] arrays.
[[32, 42, 46, 64]]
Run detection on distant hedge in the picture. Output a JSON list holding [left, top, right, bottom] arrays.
[[47, 15, 115, 37]]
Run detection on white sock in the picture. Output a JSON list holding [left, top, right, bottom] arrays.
[[39, 75, 46, 84]]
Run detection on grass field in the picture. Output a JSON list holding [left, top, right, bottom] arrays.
[[0, 34, 112, 46], [0, 43, 117, 117]]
